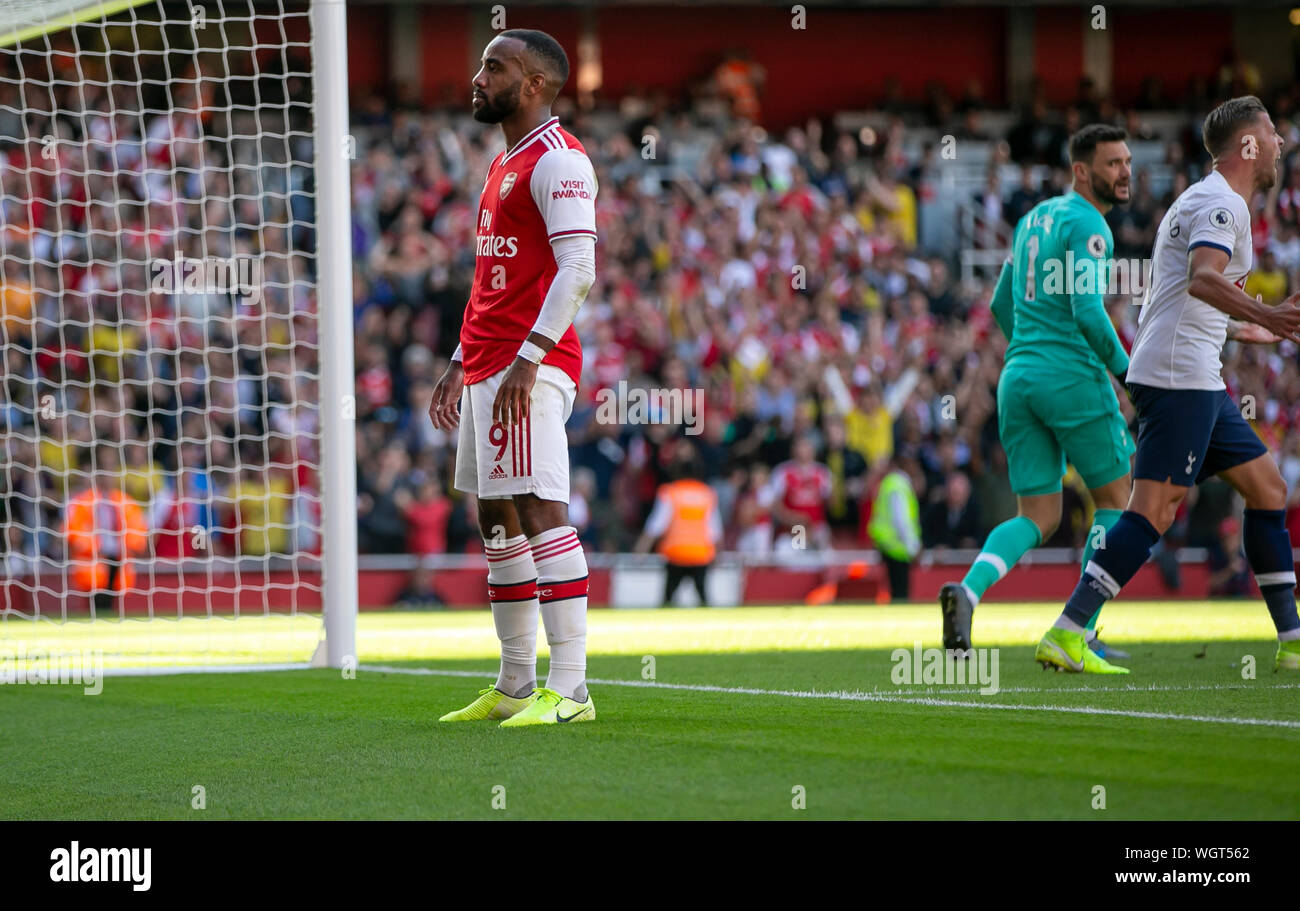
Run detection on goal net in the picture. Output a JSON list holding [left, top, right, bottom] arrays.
[[0, 0, 357, 672]]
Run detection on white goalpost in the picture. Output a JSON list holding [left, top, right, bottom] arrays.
[[309, 0, 354, 669], [0, 0, 357, 671]]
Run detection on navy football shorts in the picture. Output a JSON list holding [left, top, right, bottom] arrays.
[[1128, 383, 1268, 487]]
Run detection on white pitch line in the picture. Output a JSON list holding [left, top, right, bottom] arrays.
[[359, 664, 1300, 730], [98, 662, 311, 677], [356, 664, 1300, 695], [900, 681, 1300, 695]]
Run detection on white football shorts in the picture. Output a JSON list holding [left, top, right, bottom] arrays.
[[453, 363, 576, 503]]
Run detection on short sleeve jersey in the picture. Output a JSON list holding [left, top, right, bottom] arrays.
[[1128, 170, 1252, 390]]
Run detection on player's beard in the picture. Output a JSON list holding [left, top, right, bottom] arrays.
[[472, 82, 522, 124], [1092, 171, 1128, 206], [1258, 155, 1280, 190]]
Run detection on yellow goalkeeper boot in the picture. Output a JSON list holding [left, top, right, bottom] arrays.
[[439, 686, 535, 722], [499, 687, 595, 727]]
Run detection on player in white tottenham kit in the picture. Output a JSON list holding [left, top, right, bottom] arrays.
[[428, 30, 600, 724], [1041, 96, 1300, 673]]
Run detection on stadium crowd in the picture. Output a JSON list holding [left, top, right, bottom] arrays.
[[5, 49, 1300, 590], [346, 68, 1300, 570]]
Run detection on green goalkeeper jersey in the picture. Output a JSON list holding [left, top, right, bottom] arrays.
[[990, 190, 1130, 378]]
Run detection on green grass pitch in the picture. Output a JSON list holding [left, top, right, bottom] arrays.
[[1, 602, 1297, 820]]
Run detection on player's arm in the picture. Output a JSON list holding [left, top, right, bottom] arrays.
[[1189, 246, 1300, 343], [634, 491, 673, 554], [492, 149, 599, 426], [519, 235, 597, 362], [989, 257, 1014, 340], [1066, 225, 1129, 377], [493, 234, 596, 427]]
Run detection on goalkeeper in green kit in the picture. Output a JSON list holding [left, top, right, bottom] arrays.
[[940, 124, 1135, 672]]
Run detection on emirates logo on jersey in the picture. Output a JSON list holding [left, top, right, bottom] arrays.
[[499, 172, 518, 199]]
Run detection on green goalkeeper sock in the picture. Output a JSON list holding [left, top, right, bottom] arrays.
[[1082, 508, 1124, 631], [960, 515, 1042, 604]]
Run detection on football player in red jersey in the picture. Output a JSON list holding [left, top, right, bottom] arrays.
[[429, 30, 598, 726]]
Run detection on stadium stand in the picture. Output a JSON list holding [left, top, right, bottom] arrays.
[[6, 43, 1300, 600]]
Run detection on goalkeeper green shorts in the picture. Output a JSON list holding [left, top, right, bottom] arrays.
[[996, 361, 1135, 496]]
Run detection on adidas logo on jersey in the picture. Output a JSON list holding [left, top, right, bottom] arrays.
[[489, 464, 508, 480]]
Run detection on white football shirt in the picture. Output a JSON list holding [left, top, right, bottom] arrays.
[[1127, 169, 1253, 390]]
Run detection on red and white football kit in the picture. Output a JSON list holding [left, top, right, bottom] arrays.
[[453, 116, 598, 503], [768, 460, 833, 548]]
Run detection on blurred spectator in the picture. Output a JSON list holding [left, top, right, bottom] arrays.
[[972, 444, 1016, 530], [230, 462, 293, 557], [868, 453, 923, 600], [1245, 247, 1288, 305], [734, 464, 775, 554], [570, 467, 601, 548], [972, 167, 1006, 247], [635, 454, 721, 606], [405, 477, 451, 556], [65, 446, 148, 615], [1, 256, 33, 343], [1004, 164, 1043, 226], [153, 458, 214, 560], [714, 48, 766, 123], [768, 436, 832, 550], [923, 471, 981, 549], [395, 478, 451, 608], [1007, 98, 1067, 165], [846, 384, 894, 469], [357, 445, 413, 554], [823, 417, 868, 529], [1188, 479, 1238, 549], [1208, 517, 1252, 597], [1108, 169, 1158, 257], [121, 440, 165, 513]]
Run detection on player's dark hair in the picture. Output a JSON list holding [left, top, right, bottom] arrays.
[[1202, 95, 1268, 158], [499, 29, 569, 92], [1068, 124, 1128, 165]]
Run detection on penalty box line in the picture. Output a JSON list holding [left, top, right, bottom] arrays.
[[359, 665, 1300, 730]]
